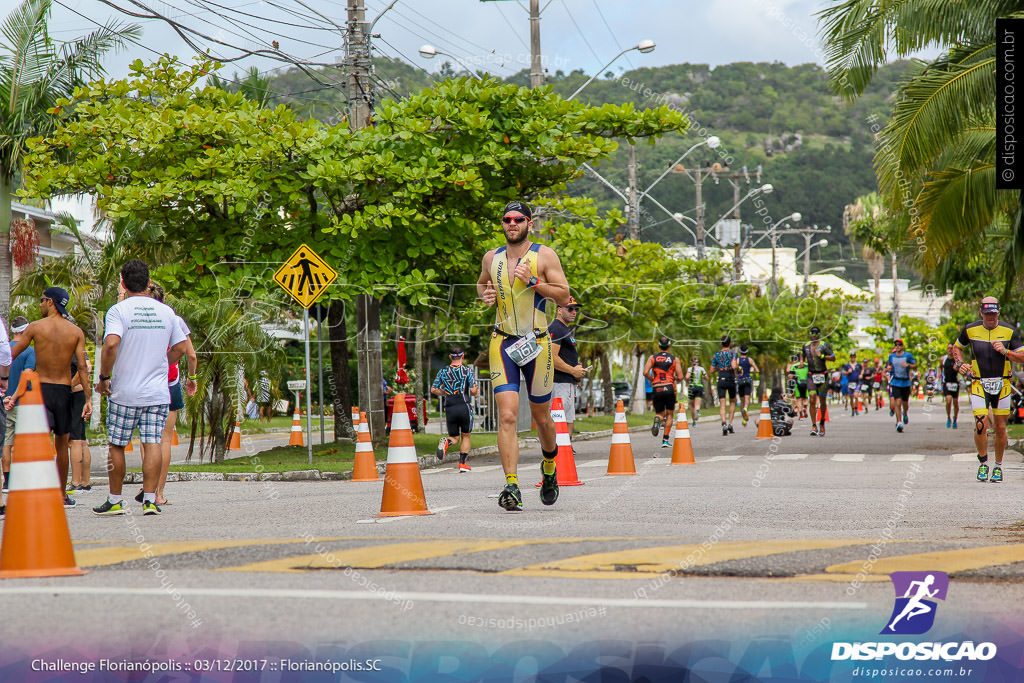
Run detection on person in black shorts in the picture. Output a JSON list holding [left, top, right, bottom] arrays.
[[68, 355, 93, 493], [643, 337, 683, 448], [734, 345, 760, 427], [711, 335, 738, 436], [941, 345, 960, 429], [802, 326, 835, 436], [431, 346, 479, 472]]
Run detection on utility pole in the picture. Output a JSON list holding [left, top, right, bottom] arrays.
[[626, 144, 640, 240], [529, 0, 543, 87], [748, 224, 830, 297], [670, 165, 757, 261], [347, 0, 386, 443]]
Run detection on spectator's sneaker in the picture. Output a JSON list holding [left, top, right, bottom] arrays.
[[76, 484, 92, 492], [946, 419, 951, 428], [63, 495, 76, 508], [991, 466, 1003, 483], [651, 416, 661, 437], [65, 484, 77, 494], [977, 463, 989, 482], [143, 500, 162, 516], [93, 499, 125, 516], [896, 423, 904, 433], [134, 489, 145, 503], [458, 462, 472, 472], [497, 483, 523, 511], [539, 463, 558, 506], [436, 437, 451, 461], [952, 421, 958, 429]]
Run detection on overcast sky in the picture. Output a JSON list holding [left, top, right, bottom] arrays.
[[48, 0, 840, 83]]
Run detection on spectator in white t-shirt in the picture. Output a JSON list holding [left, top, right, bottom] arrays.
[[92, 260, 188, 517]]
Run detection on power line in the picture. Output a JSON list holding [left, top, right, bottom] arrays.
[[559, 0, 602, 66], [589, 0, 634, 70]]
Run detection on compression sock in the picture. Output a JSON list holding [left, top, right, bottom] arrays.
[[977, 454, 988, 464], [459, 452, 468, 465], [541, 447, 557, 475], [505, 472, 518, 486]]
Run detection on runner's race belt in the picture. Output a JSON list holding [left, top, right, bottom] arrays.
[[873, 381, 880, 389], [945, 382, 959, 392], [978, 376, 1008, 396], [494, 327, 548, 367], [811, 373, 826, 385]]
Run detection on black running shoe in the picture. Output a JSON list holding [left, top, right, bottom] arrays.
[[539, 463, 559, 506], [92, 499, 126, 516], [497, 483, 523, 511], [0, 505, 5, 517], [651, 416, 662, 437], [727, 424, 735, 434], [143, 500, 161, 516], [63, 494, 76, 508]]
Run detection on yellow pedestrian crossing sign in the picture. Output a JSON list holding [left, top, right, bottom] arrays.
[[273, 244, 338, 308]]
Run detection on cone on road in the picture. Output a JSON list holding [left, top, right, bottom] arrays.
[[378, 393, 430, 516], [917, 385, 925, 400], [124, 438, 134, 453], [756, 393, 773, 439], [171, 430, 179, 446], [351, 411, 379, 482], [288, 407, 303, 447], [606, 400, 636, 475], [857, 395, 864, 412], [670, 411, 696, 465], [227, 420, 241, 450], [0, 370, 86, 579], [536, 397, 583, 487], [351, 406, 360, 437]]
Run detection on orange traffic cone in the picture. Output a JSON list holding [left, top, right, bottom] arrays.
[[917, 385, 925, 400], [378, 394, 430, 516], [351, 406, 360, 440], [857, 395, 864, 412], [756, 393, 774, 439], [536, 397, 583, 487], [606, 400, 636, 475], [227, 420, 241, 450], [288, 407, 303, 447], [171, 429, 179, 446], [124, 438, 134, 453], [670, 411, 696, 465], [351, 411, 379, 482], [0, 370, 86, 578]]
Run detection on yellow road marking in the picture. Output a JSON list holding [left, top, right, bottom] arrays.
[[790, 544, 1024, 582], [503, 539, 873, 579], [219, 538, 571, 573], [75, 538, 345, 567]]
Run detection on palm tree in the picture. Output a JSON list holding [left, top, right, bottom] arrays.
[[844, 191, 908, 335], [818, 1, 1023, 293], [1, 0, 139, 315]]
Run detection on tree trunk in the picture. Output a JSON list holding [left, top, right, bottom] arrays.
[[417, 310, 431, 422], [210, 372, 227, 462], [600, 350, 613, 415], [328, 299, 355, 441], [357, 296, 386, 446], [187, 417, 198, 463], [891, 252, 900, 337], [630, 345, 645, 414], [0, 174, 13, 319]]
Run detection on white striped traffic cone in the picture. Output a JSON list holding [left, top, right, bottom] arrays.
[[351, 411, 379, 482], [606, 400, 636, 475], [288, 405, 303, 447], [378, 393, 430, 516], [670, 410, 696, 465]]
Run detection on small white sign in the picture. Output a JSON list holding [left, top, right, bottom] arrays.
[[287, 380, 307, 391]]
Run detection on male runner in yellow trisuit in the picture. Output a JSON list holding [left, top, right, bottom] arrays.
[[478, 201, 571, 511]]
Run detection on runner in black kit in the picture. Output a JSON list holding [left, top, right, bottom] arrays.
[[941, 345, 960, 429], [735, 345, 760, 427], [431, 346, 479, 472], [711, 335, 738, 436], [643, 336, 682, 448], [802, 326, 835, 436]]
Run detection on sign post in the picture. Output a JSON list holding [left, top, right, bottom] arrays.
[[274, 244, 338, 465]]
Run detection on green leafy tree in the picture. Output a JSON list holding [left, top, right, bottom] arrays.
[[0, 0, 138, 314]]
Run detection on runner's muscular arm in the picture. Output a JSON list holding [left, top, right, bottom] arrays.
[[477, 251, 496, 305], [533, 246, 571, 307], [642, 356, 655, 382]]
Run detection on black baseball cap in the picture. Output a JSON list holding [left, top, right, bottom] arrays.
[[809, 326, 821, 335], [43, 286, 70, 319], [503, 201, 531, 219], [658, 336, 671, 349]]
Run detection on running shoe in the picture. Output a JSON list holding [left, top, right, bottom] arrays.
[[991, 466, 1003, 483], [436, 437, 451, 461], [92, 499, 125, 516], [896, 423, 904, 433], [76, 484, 92, 492], [810, 427, 819, 437], [977, 463, 989, 481], [722, 423, 728, 437], [539, 463, 558, 506], [498, 483, 523, 511], [143, 500, 162, 516], [903, 414, 909, 424], [63, 494, 76, 508], [946, 419, 951, 428], [889, 409, 894, 417], [651, 416, 662, 437], [727, 424, 735, 434], [458, 462, 472, 472], [65, 483, 77, 494], [952, 421, 958, 429], [0, 505, 4, 517], [661, 439, 670, 448], [134, 489, 145, 503]]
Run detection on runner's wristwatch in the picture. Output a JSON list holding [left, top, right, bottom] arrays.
[[99, 374, 111, 381]]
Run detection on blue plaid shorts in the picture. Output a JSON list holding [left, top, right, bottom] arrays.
[[107, 401, 169, 446]]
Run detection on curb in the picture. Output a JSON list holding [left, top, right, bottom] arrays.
[[117, 425, 649, 484]]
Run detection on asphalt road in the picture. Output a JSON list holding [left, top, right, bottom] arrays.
[[3, 395, 1023, 681]]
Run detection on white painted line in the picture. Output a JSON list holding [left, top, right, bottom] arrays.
[[421, 468, 453, 475], [830, 454, 865, 462], [706, 455, 743, 462], [951, 453, 978, 462], [890, 454, 925, 462], [469, 465, 502, 473], [578, 460, 607, 468], [772, 454, 809, 460], [431, 506, 460, 514], [356, 517, 407, 524], [0, 586, 868, 611]]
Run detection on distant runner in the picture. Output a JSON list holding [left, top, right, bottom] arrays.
[[886, 338, 917, 433], [941, 345, 960, 429], [735, 345, 759, 427], [786, 352, 809, 419], [711, 336, 738, 437], [643, 336, 683, 448], [802, 326, 834, 436], [431, 345, 479, 472], [684, 356, 708, 426]]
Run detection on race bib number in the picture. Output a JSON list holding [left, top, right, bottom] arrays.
[[945, 382, 959, 392], [811, 373, 826, 385], [861, 384, 870, 392], [873, 382, 880, 389], [980, 377, 1003, 395], [506, 332, 542, 367]]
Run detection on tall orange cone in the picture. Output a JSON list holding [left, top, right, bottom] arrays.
[[227, 420, 241, 450], [670, 410, 696, 465], [378, 393, 430, 516], [536, 397, 582, 487], [756, 393, 774, 439], [351, 411, 379, 482], [351, 406, 360, 440], [288, 405, 304, 446], [917, 384, 925, 400], [124, 438, 134, 453], [606, 400, 636, 475], [171, 429, 179, 446], [0, 370, 86, 578]]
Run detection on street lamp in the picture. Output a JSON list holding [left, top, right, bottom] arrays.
[[769, 212, 801, 297], [419, 44, 481, 80], [640, 136, 721, 200], [798, 238, 828, 294], [567, 39, 656, 101]]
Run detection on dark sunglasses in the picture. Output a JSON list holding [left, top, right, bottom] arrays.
[[502, 216, 527, 224], [449, 352, 465, 358], [566, 306, 580, 312]]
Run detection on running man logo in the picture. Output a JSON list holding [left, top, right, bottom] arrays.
[[880, 571, 949, 635], [273, 244, 338, 309]]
